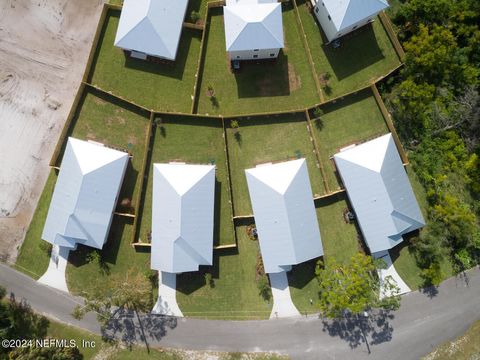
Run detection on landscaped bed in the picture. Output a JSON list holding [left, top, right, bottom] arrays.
[[310, 89, 389, 192], [225, 112, 324, 216], [176, 226, 272, 319], [195, 4, 319, 115], [288, 193, 361, 313], [88, 10, 202, 113], [296, 0, 401, 100], [136, 115, 234, 247]]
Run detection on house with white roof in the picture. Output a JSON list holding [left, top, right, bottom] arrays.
[[312, 0, 389, 42], [114, 0, 188, 61], [42, 137, 129, 250], [150, 163, 215, 317], [334, 133, 424, 296], [245, 159, 323, 274], [224, 0, 284, 61]]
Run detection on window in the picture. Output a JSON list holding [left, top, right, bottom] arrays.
[[270, 53, 275, 57], [254, 49, 259, 52], [315, 7, 319, 13], [337, 33, 342, 37], [253, 54, 258, 58], [328, 15, 331, 21], [353, 25, 357, 30], [236, 56, 240, 59]]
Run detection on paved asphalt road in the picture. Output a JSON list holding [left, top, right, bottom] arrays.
[[1, 263, 479, 359]]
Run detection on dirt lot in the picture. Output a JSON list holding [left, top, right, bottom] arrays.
[[0, 0, 105, 263]]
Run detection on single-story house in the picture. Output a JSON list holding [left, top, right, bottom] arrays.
[[245, 159, 324, 273], [151, 163, 215, 274], [334, 133, 425, 254], [224, 0, 284, 61], [114, 0, 188, 61], [312, 0, 389, 43], [42, 137, 129, 250]]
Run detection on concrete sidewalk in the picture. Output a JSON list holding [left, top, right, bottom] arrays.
[[38, 245, 70, 293], [269, 271, 300, 319], [152, 271, 183, 317]]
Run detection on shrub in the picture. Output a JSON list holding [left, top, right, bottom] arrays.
[[190, 10, 201, 23]]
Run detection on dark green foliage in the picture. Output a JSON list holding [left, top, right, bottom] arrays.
[[8, 344, 83, 360]]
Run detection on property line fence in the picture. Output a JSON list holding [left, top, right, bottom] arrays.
[[47, 0, 410, 254]]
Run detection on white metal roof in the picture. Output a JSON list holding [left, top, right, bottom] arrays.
[[322, 0, 389, 31], [224, 0, 284, 52], [334, 134, 425, 253], [151, 163, 215, 274], [245, 159, 323, 274], [114, 0, 188, 61], [42, 138, 129, 250]]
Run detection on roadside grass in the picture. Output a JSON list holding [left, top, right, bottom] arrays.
[[136, 115, 234, 247], [296, 0, 401, 100], [15, 170, 58, 279], [196, 4, 318, 115], [88, 10, 201, 113], [391, 167, 454, 290], [288, 193, 361, 313], [423, 320, 480, 360], [59, 90, 151, 296], [176, 226, 272, 319], [225, 113, 324, 216], [310, 89, 389, 192]]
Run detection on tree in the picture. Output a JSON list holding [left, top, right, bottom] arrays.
[[315, 253, 401, 318], [8, 345, 82, 360]]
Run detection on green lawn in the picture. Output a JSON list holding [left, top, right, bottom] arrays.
[[59, 90, 151, 296], [176, 226, 272, 319], [296, 0, 401, 100], [137, 115, 234, 247], [196, 4, 318, 115], [288, 193, 361, 313], [310, 89, 389, 192], [225, 113, 324, 216], [89, 10, 201, 113], [15, 170, 57, 279]]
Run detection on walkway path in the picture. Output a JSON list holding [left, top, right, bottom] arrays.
[[373, 250, 411, 298], [268, 271, 300, 318], [152, 271, 183, 317], [38, 245, 70, 292], [1, 263, 479, 360]]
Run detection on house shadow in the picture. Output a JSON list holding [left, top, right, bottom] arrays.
[[176, 247, 238, 295], [320, 23, 385, 80], [321, 309, 395, 350], [287, 257, 321, 290], [213, 179, 222, 247], [101, 307, 178, 347], [234, 51, 291, 98]]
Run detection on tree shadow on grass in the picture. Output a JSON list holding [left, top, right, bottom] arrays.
[[321, 310, 395, 352], [101, 308, 178, 348]]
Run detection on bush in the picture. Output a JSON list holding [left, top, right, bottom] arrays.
[[257, 275, 271, 302], [190, 10, 201, 23]]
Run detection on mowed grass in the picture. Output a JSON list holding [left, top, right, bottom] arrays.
[[176, 226, 272, 319], [196, 4, 318, 115], [225, 113, 324, 216], [89, 10, 201, 113], [137, 115, 234, 247], [289, 193, 361, 313], [15, 170, 58, 279], [61, 90, 151, 296], [296, 0, 401, 99], [310, 89, 389, 192]]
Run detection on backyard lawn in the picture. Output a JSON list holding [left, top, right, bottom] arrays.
[[176, 226, 272, 319], [296, 0, 401, 100], [15, 170, 58, 279], [288, 193, 361, 313], [88, 10, 202, 113], [196, 4, 319, 115], [310, 89, 389, 192], [136, 115, 235, 247], [225, 113, 324, 216]]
